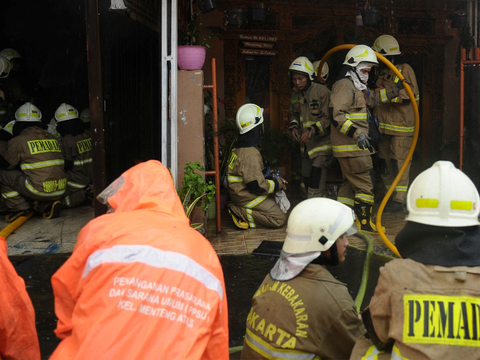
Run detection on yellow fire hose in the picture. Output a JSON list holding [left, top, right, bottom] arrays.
[[319, 44, 420, 258], [0, 211, 34, 239]]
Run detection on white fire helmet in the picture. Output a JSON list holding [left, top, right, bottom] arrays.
[[283, 198, 357, 254], [0, 48, 22, 61], [372, 34, 401, 56], [15, 102, 42, 122], [313, 60, 329, 81], [236, 103, 264, 135], [406, 161, 480, 227], [80, 108, 91, 123], [55, 103, 79, 122], [0, 56, 11, 79], [1, 120, 15, 135], [343, 45, 379, 67], [289, 56, 315, 81]]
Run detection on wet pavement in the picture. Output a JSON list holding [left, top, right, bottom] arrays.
[[17, 247, 391, 359]]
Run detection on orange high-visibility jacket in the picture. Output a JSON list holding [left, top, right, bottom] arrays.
[[50, 160, 229, 360], [0, 238, 40, 360]]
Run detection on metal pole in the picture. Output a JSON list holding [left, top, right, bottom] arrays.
[[161, 0, 168, 166], [85, 0, 107, 216], [171, 0, 178, 186]]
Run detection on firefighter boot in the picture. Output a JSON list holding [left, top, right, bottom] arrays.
[[228, 207, 248, 230], [354, 201, 385, 234]]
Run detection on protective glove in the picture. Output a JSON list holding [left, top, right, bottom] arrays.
[[357, 132, 374, 152]]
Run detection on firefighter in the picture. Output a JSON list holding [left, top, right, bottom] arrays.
[[351, 160, 480, 359], [288, 56, 332, 199], [54, 103, 93, 208], [0, 120, 14, 153], [0, 49, 30, 126], [79, 107, 91, 132], [0, 56, 12, 126], [241, 197, 364, 359], [50, 160, 229, 359], [313, 60, 329, 84], [372, 35, 420, 213], [0, 102, 66, 221], [329, 45, 401, 234], [227, 103, 287, 229]]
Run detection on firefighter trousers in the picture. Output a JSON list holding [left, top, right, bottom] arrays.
[[377, 135, 412, 203], [229, 197, 286, 228], [336, 156, 374, 207]]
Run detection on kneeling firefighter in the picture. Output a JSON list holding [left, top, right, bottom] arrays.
[[227, 103, 287, 229], [351, 161, 480, 359], [329, 45, 401, 234], [241, 198, 365, 359]]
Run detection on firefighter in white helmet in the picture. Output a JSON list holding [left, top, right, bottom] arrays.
[[352, 161, 480, 359], [0, 57, 12, 126], [227, 103, 287, 229], [79, 108, 91, 132], [241, 198, 364, 359], [313, 60, 330, 83], [372, 34, 420, 213], [329, 44, 402, 234], [54, 103, 93, 208], [0, 102, 66, 221], [288, 56, 333, 199], [0, 49, 31, 126]]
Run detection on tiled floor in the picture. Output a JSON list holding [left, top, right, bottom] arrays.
[[206, 195, 407, 258]]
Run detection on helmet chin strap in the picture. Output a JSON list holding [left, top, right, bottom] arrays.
[[311, 241, 339, 266]]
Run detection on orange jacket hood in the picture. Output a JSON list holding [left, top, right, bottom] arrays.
[[104, 160, 187, 221]]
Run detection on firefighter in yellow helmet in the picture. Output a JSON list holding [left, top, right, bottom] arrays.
[[0, 102, 66, 221], [227, 103, 287, 229], [241, 198, 364, 359], [351, 161, 480, 359], [288, 56, 333, 199], [372, 35, 420, 213], [329, 45, 401, 234]]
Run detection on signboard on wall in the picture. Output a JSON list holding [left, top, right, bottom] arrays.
[[242, 41, 275, 49], [238, 34, 277, 42], [240, 48, 277, 56]]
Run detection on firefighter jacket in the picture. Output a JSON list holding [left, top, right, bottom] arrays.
[[50, 160, 229, 360], [0, 237, 40, 360], [364, 258, 480, 359], [329, 78, 397, 158], [61, 132, 92, 190], [241, 264, 364, 360], [227, 146, 283, 208], [289, 82, 332, 158], [374, 63, 419, 137], [3, 126, 66, 198]]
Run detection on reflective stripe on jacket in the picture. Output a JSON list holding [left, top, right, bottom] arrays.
[[241, 264, 364, 360], [3, 126, 67, 197], [227, 147, 276, 208], [61, 131, 93, 189], [374, 63, 419, 137], [289, 83, 332, 158], [50, 160, 229, 360], [366, 258, 480, 359], [329, 78, 397, 158]]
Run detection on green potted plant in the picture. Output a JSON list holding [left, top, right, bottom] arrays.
[[178, 12, 214, 70], [178, 162, 216, 230]]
